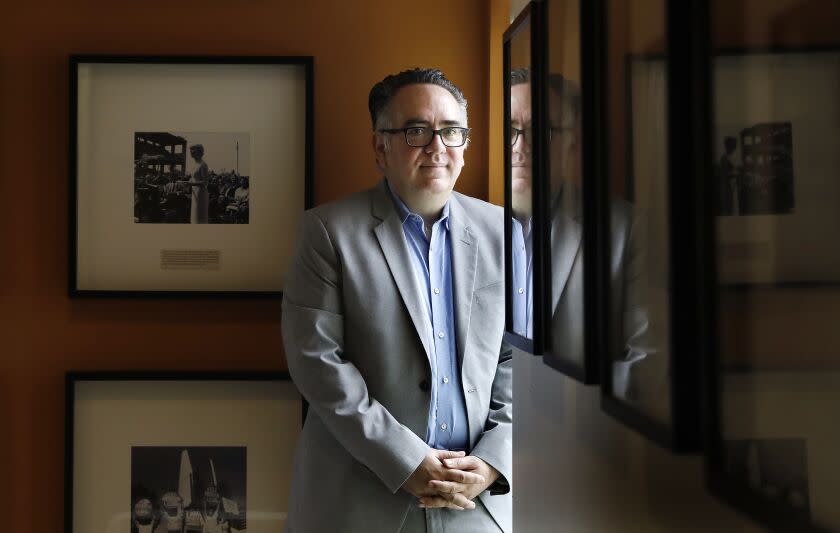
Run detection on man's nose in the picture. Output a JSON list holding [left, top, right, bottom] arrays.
[[426, 131, 447, 153], [512, 136, 531, 155]]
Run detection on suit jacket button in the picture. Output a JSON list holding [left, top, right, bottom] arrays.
[[419, 379, 430, 392]]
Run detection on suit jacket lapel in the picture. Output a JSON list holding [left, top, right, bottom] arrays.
[[448, 195, 477, 369], [371, 180, 432, 361], [551, 182, 583, 312]]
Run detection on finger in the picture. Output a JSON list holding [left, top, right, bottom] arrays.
[[436, 489, 476, 510], [447, 492, 476, 510], [428, 480, 467, 494], [418, 496, 450, 509], [419, 495, 465, 511], [442, 468, 485, 485], [433, 449, 466, 460], [443, 456, 482, 470]]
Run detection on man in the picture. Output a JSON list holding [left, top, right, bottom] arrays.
[[282, 68, 511, 532], [509, 70, 650, 398]]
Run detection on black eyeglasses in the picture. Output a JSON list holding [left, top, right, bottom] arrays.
[[511, 126, 575, 146], [510, 126, 532, 146], [378, 126, 470, 148]]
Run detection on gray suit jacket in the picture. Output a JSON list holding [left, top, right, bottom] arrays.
[[548, 182, 651, 398], [281, 180, 512, 533]]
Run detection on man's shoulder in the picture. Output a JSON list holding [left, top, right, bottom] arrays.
[[304, 184, 377, 225], [609, 195, 634, 225], [451, 191, 503, 227]]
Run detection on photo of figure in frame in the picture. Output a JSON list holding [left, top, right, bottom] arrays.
[[130, 446, 247, 533], [134, 132, 251, 225], [715, 122, 795, 216]]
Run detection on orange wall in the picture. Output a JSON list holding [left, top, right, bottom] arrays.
[[488, 0, 510, 205], [0, 2, 489, 530]]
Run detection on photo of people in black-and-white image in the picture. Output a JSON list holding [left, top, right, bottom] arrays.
[[715, 122, 795, 216], [724, 438, 811, 517], [131, 446, 246, 533], [134, 132, 251, 224]]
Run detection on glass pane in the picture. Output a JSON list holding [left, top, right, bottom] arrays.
[[508, 14, 533, 340], [545, 0, 586, 371], [712, 1, 840, 529], [605, 0, 670, 423]]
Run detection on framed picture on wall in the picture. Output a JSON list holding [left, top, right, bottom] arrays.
[[626, 47, 840, 287], [707, 371, 838, 533], [538, 0, 602, 384], [65, 372, 301, 533], [713, 47, 840, 287], [503, 0, 549, 355], [597, 0, 707, 452], [69, 55, 313, 297], [706, 44, 840, 533]]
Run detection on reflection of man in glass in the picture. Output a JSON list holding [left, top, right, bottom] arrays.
[[510, 69, 534, 338], [510, 69, 650, 398]]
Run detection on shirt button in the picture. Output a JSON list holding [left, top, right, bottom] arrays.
[[433, 288, 440, 295], [518, 287, 524, 294], [443, 376, 449, 384], [438, 331, 445, 339], [440, 423, 448, 430]]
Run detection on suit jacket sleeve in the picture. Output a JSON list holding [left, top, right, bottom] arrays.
[[282, 210, 429, 494], [469, 339, 513, 495], [613, 206, 657, 401]]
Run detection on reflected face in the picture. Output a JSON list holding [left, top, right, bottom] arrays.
[[374, 84, 466, 211], [548, 89, 581, 189], [511, 82, 532, 218]]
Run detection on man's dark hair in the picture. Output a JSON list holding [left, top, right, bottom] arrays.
[[510, 67, 530, 86], [368, 68, 467, 130], [511, 68, 581, 127]]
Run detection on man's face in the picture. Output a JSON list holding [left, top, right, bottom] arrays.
[[548, 89, 581, 190], [510, 82, 532, 217], [373, 84, 466, 210]]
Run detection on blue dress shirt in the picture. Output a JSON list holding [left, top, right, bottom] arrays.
[[511, 217, 533, 338], [388, 183, 469, 451]]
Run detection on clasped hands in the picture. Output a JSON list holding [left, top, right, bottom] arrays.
[[402, 449, 499, 511]]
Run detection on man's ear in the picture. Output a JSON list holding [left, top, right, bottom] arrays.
[[372, 132, 388, 170]]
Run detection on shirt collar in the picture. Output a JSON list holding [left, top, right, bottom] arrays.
[[385, 179, 451, 231]]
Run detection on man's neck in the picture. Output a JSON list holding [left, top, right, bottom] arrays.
[[512, 209, 531, 227], [386, 179, 449, 226]]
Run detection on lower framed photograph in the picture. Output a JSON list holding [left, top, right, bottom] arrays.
[[64, 372, 301, 533]]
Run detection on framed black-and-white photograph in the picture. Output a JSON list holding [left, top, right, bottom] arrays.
[[628, 48, 840, 287], [713, 47, 840, 286], [707, 371, 839, 533], [65, 372, 301, 533], [69, 55, 313, 297]]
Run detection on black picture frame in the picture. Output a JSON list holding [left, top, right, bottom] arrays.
[[503, 0, 548, 355], [595, 0, 707, 452], [704, 47, 840, 533], [69, 55, 314, 298], [64, 371, 301, 533], [536, 0, 603, 384]]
